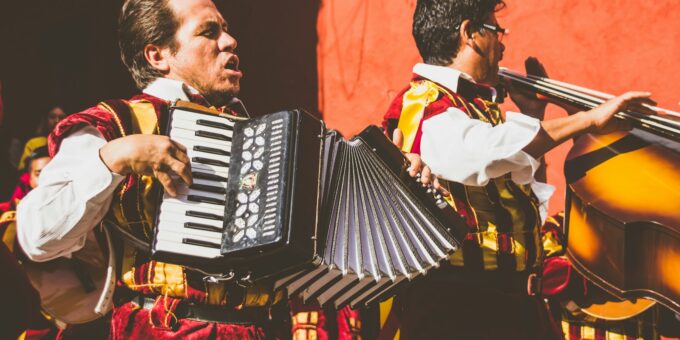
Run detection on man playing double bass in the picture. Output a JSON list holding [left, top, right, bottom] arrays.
[[380, 0, 655, 338], [15, 0, 361, 338]]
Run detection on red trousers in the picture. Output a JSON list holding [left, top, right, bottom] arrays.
[[110, 297, 285, 340]]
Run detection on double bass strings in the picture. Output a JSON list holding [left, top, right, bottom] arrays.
[[498, 68, 680, 141]]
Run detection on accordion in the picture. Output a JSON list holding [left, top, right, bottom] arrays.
[[152, 102, 468, 308]]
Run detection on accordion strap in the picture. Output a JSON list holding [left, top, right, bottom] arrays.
[[103, 219, 150, 253]]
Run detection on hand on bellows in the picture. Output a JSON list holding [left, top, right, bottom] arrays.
[[391, 128, 450, 197], [100, 135, 192, 196]]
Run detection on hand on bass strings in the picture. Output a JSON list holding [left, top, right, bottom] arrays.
[[505, 57, 549, 118], [99, 135, 193, 196], [585, 91, 657, 134], [390, 128, 450, 197]]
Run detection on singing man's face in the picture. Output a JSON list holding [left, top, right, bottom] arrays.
[[165, 0, 242, 106]]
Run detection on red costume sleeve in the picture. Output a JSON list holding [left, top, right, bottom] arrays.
[[48, 105, 122, 157]]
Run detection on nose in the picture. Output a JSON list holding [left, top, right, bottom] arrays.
[[218, 31, 237, 52]]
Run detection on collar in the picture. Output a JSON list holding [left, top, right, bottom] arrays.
[[143, 78, 202, 103], [412, 63, 497, 102], [142, 78, 249, 117]]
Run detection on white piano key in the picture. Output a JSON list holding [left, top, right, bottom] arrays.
[[156, 220, 224, 239], [154, 239, 222, 259], [158, 203, 225, 221], [171, 109, 236, 127], [159, 210, 223, 228], [171, 117, 235, 137], [156, 229, 222, 246], [186, 148, 231, 164], [161, 194, 225, 212], [170, 129, 231, 148], [175, 186, 225, 200]]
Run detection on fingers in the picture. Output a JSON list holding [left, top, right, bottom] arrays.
[[421, 166, 432, 186], [405, 153, 423, 177], [525, 56, 548, 78], [392, 128, 404, 150], [155, 170, 178, 197], [164, 155, 193, 186], [433, 177, 451, 197]]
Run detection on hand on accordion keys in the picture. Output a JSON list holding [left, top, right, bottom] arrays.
[[99, 134, 193, 196], [390, 128, 451, 198]]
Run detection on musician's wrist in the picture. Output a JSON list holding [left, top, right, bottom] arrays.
[[99, 141, 131, 175]]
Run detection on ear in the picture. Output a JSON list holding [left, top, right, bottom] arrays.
[[459, 19, 475, 47], [143, 44, 171, 73]]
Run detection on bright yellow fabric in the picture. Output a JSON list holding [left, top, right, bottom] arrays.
[[18, 136, 47, 170], [397, 81, 439, 153]]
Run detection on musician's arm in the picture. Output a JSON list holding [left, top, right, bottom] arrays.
[[521, 91, 656, 159], [420, 107, 542, 186], [16, 126, 124, 262]]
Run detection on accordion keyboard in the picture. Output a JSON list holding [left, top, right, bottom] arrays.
[[153, 108, 235, 260]]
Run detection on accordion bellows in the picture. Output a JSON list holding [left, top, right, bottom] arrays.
[[152, 105, 466, 309]]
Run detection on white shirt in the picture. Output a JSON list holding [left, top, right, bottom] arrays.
[[16, 78, 201, 261], [413, 63, 555, 221]]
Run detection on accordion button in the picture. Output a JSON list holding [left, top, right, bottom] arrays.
[[234, 218, 246, 229], [247, 214, 259, 227], [248, 203, 260, 214], [237, 193, 249, 203], [255, 136, 265, 146], [246, 228, 257, 239], [244, 127, 254, 137], [242, 151, 252, 161], [233, 230, 245, 242], [253, 160, 263, 170], [254, 147, 265, 159], [256, 124, 267, 135], [235, 204, 248, 217], [243, 138, 253, 149], [249, 189, 261, 200]]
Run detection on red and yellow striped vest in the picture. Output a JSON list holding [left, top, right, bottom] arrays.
[[384, 78, 543, 272]]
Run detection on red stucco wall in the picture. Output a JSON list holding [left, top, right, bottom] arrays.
[[317, 0, 680, 215]]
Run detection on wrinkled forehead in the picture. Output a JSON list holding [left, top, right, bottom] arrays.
[[169, 0, 226, 31]]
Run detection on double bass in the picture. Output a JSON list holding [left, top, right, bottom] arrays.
[[499, 68, 680, 319]]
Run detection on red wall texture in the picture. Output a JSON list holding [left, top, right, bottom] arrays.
[[317, 0, 680, 215]]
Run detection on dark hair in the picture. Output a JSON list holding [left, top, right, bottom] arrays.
[[118, 0, 180, 89], [413, 0, 505, 65], [26, 146, 49, 172]]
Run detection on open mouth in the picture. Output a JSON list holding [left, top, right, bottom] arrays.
[[225, 56, 239, 71]]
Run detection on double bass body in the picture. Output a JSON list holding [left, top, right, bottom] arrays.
[[564, 129, 680, 316]]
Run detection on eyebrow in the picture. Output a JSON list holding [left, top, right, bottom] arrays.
[[198, 20, 227, 32]]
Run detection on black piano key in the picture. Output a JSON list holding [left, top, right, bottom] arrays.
[[196, 130, 231, 142], [186, 210, 223, 221], [194, 145, 230, 156], [184, 222, 224, 233], [192, 171, 227, 182], [182, 238, 222, 249], [192, 157, 229, 168], [188, 194, 225, 206], [197, 119, 233, 131], [189, 183, 227, 194]]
